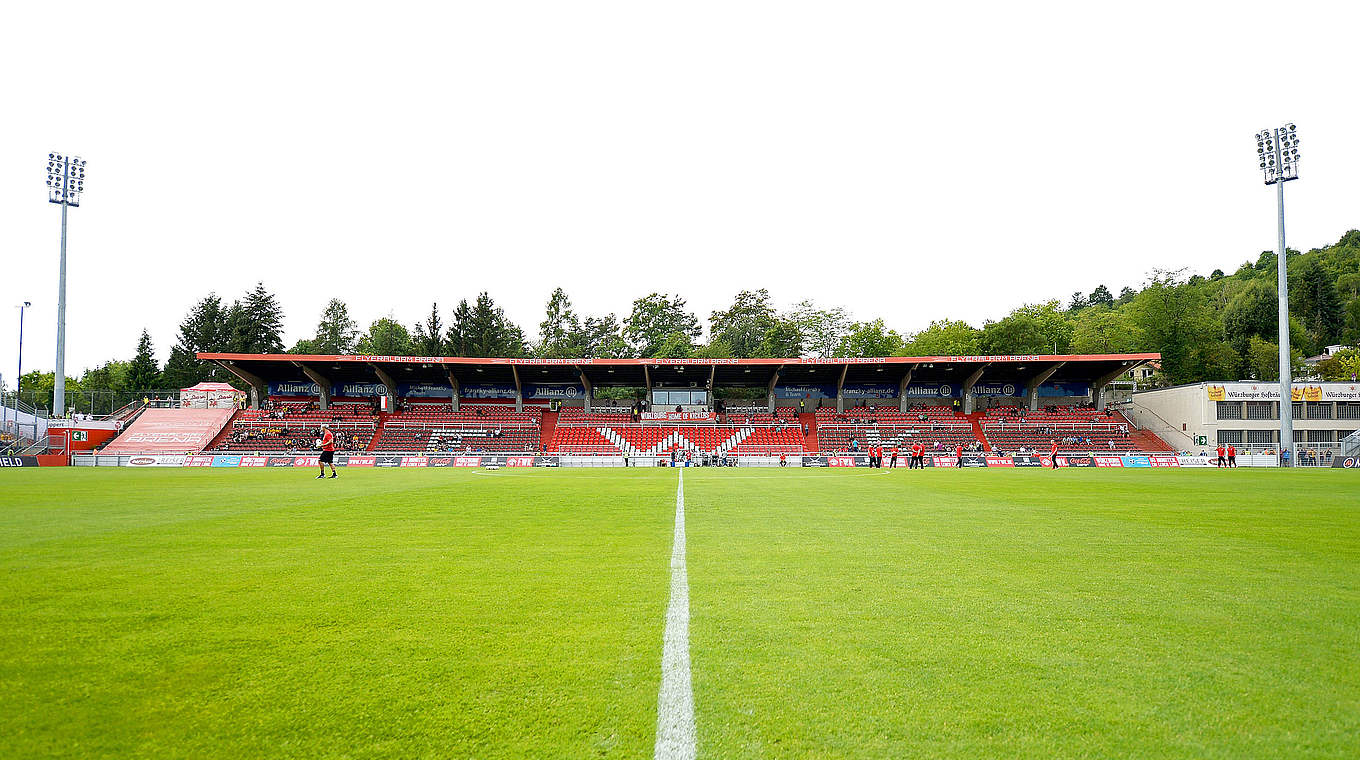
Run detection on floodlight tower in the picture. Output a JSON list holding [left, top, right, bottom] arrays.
[[45, 153, 86, 417], [1254, 125, 1299, 466]]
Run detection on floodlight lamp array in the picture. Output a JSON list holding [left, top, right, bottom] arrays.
[[1255, 124, 1299, 185], [45, 152, 87, 206]]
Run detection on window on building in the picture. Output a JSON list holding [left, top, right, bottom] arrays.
[[1306, 430, 1335, 443], [1216, 401, 1244, 420], [1246, 429, 1275, 444], [1292, 402, 1304, 418], [1338, 403, 1360, 420], [1216, 429, 1244, 444], [1306, 403, 1334, 420], [1246, 401, 1276, 420]]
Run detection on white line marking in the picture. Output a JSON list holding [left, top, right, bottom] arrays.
[[655, 470, 696, 760]]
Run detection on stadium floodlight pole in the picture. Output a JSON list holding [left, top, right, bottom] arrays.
[[17, 301, 32, 405], [45, 153, 86, 418], [1255, 125, 1299, 466]]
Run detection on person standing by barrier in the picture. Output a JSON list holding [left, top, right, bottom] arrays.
[[889, 445, 899, 469], [1227, 444, 1237, 468], [1216, 444, 1227, 468], [316, 424, 338, 479], [1049, 439, 1059, 469]]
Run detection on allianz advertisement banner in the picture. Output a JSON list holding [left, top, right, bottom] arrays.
[[523, 383, 585, 400], [268, 380, 389, 397]]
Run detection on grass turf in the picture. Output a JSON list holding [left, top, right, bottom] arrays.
[[1, 467, 1358, 758]]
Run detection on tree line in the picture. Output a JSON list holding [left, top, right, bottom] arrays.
[[16, 230, 1360, 412]]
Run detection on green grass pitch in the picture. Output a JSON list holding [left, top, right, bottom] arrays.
[[1, 467, 1357, 758]]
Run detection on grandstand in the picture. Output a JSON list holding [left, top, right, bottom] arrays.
[[148, 352, 1177, 461]]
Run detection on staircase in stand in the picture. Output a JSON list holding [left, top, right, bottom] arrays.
[[204, 409, 243, 450], [539, 409, 558, 451], [366, 414, 388, 451], [799, 412, 819, 453], [966, 412, 991, 452], [1130, 428, 1177, 452]]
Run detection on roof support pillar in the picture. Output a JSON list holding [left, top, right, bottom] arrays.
[[576, 366, 592, 412], [218, 361, 267, 410], [836, 363, 849, 413], [511, 365, 523, 412], [643, 365, 652, 408], [1092, 361, 1139, 410], [961, 363, 989, 415], [294, 362, 331, 411], [707, 365, 716, 410], [897, 364, 916, 412], [1025, 362, 1065, 411], [767, 366, 783, 413], [444, 369, 459, 411], [368, 363, 397, 414]]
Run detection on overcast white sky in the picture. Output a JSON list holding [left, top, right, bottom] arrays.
[[2, 2, 1357, 383]]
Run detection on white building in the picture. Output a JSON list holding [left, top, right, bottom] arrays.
[[1127, 381, 1360, 453]]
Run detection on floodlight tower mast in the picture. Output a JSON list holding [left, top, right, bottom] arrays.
[[45, 153, 86, 418], [1254, 125, 1299, 466]]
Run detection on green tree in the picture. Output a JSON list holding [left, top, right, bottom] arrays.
[[838, 319, 903, 357], [1070, 308, 1138, 354], [126, 329, 162, 390], [162, 294, 229, 388], [1087, 285, 1114, 308], [902, 320, 980, 356], [709, 290, 778, 358], [447, 293, 527, 357], [757, 317, 804, 357], [224, 283, 286, 354], [1222, 279, 1277, 340], [1316, 348, 1360, 381], [1292, 258, 1344, 345], [312, 299, 360, 354], [446, 300, 476, 356], [979, 301, 1073, 355], [1116, 286, 1137, 306], [411, 302, 445, 357], [786, 300, 851, 358], [1129, 270, 1222, 385], [537, 288, 581, 359], [356, 317, 414, 356], [624, 294, 701, 358]]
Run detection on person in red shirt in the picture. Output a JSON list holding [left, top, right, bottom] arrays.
[[1227, 445, 1237, 468], [889, 446, 899, 469], [1216, 445, 1227, 468], [955, 443, 964, 468], [1049, 439, 1059, 469], [912, 442, 925, 469], [317, 424, 338, 479]]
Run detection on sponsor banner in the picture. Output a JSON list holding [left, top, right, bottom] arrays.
[[426, 456, 455, 467], [827, 456, 858, 467], [292, 456, 320, 467], [0, 456, 41, 467], [461, 383, 518, 399], [455, 456, 483, 467], [397, 383, 454, 399], [774, 384, 837, 400], [1206, 383, 1360, 402], [984, 455, 1014, 467], [1093, 456, 1125, 468], [802, 455, 828, 467], [960, 454, 989, 467], [267, 456, 296, 467], [1333, 456, 1360, 469], [184, 455, 215, 467], [126, 454, 187, 467], [1011, 455, 1045, 467], [269, 380, 322, 396], [904, 383, 958, 398], [344, 455, 376, 467], [1056, 455, 1097, 467], [400, 456, 429, 468], [1121, 455, 1152, 468], [1037, 382, 1090, 397], [534, 456, 560, 467], [239, 456, 268, 467], [642, 411, 718, 422], [841, 383, 899, 399], [1177, 455, 1215, 468], [335, 382, 388, 398], [211, 455, 243, 468], [103, 408, 237, 454], [375, 455, 402, 468], [523, 383, 585, 400], [972, 383, 1022, 398], [506, 456, 534, 467], [930, 455, 986, 466], [1149, 455, 1181, 467]]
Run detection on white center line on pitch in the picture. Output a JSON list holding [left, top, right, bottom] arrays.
[[655, 470, 696, 760]]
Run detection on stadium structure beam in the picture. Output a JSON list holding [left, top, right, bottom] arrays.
[[767, 365, 783, 413], [575, 366, 592, 412], [293, 362, 331, 411], [216, 361, 267, 409], [707, 365, 716, 409], [898, 364, 916, 412], [367, 363, 397, 413], [1091, 361, 1139, 410], [643, 365, 652, 406], [961, 363, 990, 414], [1024, 362, 1065, 411], [835, 364, 849, 413], [510, 365, 522, 412], [444, 369, 459, 411]]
